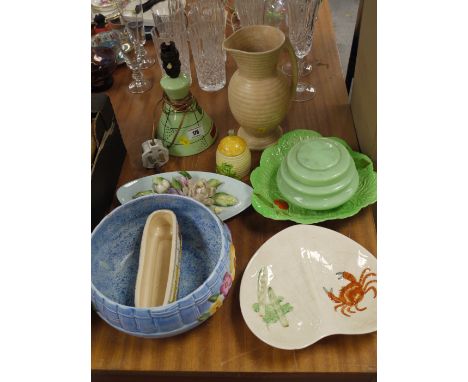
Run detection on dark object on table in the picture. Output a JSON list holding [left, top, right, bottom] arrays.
[[91, 46, 117, 92], [136, 0, 166, 14], [91, 94, 126, 230], [93, 13, 110, 34], [160, 41, 181, 78]]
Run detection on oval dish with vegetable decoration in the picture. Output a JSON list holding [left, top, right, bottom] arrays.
[[116, 171, 253, 221]]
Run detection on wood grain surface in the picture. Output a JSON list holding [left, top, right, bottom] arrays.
[[92, 0, 377, 379]]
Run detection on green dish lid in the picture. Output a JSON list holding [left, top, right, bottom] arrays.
[[286, 138, 352, 186], [278, 158, 357, 197], [277, 167, 359, 210], [276, 137, 359, 210]]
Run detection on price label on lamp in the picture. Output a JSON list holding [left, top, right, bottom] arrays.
[[187, 126, 205, 141]]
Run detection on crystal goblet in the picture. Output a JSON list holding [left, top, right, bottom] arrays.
[[287, 0, 322, 102], [112, 19, 152, 93], [115, 0, 155, 69]]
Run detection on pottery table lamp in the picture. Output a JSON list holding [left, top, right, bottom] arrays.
[[223, 25, 298, 150], [155, 41, 217, 156], [216, 134, 251, 180]]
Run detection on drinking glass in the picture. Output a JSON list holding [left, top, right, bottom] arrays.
[[282, 0, 321, 77], [115, 0, 155, 69], [114, 5, 153, 93], [264, 0, 287, 29], [287, 0, 322, 101], [262, 0, 300, 78], [235, 0, 265, 27], [151, 2, 191, 83], [187, 0, 226, 91]]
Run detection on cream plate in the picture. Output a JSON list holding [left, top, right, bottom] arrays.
[[239, 225, 377, 350], [116, 171, 253, 221]]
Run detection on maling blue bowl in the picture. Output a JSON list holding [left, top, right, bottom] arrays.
[[91, 194, 234, 338]]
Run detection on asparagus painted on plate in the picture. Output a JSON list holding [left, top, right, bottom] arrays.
[[268, 287, 289, 327]]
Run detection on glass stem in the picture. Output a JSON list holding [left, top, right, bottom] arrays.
[[137, 44, 146, 60], [297, 56, 306, 77], [133, 35, 144, 85], [132, 67, 144, 85]]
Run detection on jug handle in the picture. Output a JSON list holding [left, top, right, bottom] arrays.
[[283, 37, 298, 102]]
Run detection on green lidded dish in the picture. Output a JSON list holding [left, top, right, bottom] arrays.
[[250, 129, 377, 225], [276, 137, 359, 210]]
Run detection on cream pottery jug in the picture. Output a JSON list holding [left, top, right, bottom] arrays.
[[223, 25, 298, 150]]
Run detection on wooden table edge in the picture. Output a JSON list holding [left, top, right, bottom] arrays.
[[92, 370, 377, 382]]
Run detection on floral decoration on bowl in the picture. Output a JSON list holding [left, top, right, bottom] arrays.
[[197, 244, 236, 322], [250, 130, 377, 224]]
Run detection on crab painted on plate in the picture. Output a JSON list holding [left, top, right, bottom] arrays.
[[323, 267, 377, 317]]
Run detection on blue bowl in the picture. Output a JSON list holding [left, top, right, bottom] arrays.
[[91, 194, 235, 338]]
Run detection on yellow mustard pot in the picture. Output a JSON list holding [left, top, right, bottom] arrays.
[[216, 135, 251, 180]]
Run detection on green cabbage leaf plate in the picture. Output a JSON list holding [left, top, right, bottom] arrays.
[[250, 130, 377, 224]]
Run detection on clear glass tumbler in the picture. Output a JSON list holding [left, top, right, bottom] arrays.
[[151, 5, 192, 83], [187, 0, 226, 91], [287, 0, 322, 102], [235, 0, 265, 27]]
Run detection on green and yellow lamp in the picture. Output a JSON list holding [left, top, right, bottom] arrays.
[[155, 41, 217, 157]]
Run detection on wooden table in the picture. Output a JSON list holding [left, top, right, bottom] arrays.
[[92, 1, 377, 381]]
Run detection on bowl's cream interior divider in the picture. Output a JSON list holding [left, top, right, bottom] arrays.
[[135, 210, 177, 308]]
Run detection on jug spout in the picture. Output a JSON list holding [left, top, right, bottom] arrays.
[[223, 25, 286, 78]]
